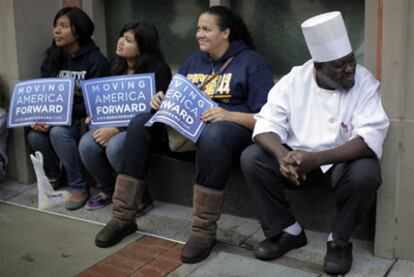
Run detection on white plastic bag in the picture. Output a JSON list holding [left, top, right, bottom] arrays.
[[30, 151, 69, 209]]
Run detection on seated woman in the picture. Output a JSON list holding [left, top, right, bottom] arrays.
[[26, 7, 109, 210], [78, 21, 172, 211], [95, 6, 274, 265]]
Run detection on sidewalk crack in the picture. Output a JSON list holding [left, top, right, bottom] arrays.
[[384, 258, 398, 277]]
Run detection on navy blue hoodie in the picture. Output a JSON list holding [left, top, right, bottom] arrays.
[[41, 41, 109, 119], [178, 40, 273, 113]]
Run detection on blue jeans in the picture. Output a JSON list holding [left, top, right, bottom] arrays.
[[26, 126, 87, 192], [79, 129, 126, 195], [196, 121, 252, 189]]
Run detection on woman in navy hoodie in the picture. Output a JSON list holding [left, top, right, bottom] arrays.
[[95, 6, 273, 261], [178, 5, 274, 263], [26, 7, 109, 210]]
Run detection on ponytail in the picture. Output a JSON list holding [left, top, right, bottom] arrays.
[[203, 6, 255, 49]]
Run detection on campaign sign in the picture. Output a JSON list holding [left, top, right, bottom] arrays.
[[145, 74, 217, 142], [7, 78, 74, 128], [81, 73, 155, 127]]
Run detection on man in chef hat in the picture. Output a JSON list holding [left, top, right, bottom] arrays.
[[241, 11, 389, 275]]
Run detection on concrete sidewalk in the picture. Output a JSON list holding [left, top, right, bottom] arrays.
[[1, 179, 414, 276], [0, 202, 141, 276]]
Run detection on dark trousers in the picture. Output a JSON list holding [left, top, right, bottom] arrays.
[[121, 112, 165, 179], [121, 114, 252, 190], [196, 121, 252, 189], [241, 143, 382, 243]]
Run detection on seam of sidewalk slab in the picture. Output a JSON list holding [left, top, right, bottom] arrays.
[[0, 199, 186, 244], [238, 228, 260, 250], [384, 258, 398, 277]]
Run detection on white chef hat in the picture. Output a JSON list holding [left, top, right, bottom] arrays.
[[301, 11, 352, 62]]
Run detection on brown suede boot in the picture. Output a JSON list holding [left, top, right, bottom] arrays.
[[95, 174, 144, 248], [181, 184, 225, 263]]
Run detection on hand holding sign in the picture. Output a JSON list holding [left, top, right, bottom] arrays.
[[150, 91, 165, 110], [145, 74, 217, 143], [31, 123, 50, 133], [92, 127, 120, 147], [201, 106, 232, 123]]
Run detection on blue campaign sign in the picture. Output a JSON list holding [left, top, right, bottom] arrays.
[[145, 74, 217, 143], [7, 78, 74, 128], [81, 73, 155, 127]]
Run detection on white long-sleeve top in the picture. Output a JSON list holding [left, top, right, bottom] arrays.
[[253, 60, 389, 172]]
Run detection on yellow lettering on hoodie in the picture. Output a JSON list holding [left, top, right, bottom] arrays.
[[186, 73, 232, 99]]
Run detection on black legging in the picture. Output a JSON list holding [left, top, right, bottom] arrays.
[[121, 112, 165, 179], [121, 113, 252, 190]]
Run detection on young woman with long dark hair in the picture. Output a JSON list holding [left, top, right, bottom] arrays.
[[78, 21, 171, 211], [26, 7, 109, 210]]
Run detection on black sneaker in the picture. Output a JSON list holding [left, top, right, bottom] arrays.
[[48, 167, 66, 190], [255, 230, 307, 260], [323, 241, 353, 275], [49, 176, 66, 190]]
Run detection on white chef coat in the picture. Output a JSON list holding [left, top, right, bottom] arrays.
[[253, 60, 389, 172]]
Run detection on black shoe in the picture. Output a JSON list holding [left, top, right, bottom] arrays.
[[48, 164, 66, 190], [323, 241, 353, 276], [255, 230, 307, 260], [95, 220, 137, 248]]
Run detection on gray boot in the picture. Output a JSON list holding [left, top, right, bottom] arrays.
[[95, 174, 144, 248], [181, 184, 225, 263]]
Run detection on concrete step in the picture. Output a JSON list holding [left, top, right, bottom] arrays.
[[147, 154, 375, 241]]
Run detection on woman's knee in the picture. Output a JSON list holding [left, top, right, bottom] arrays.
[[49, 126, 72, 141], [79, 131, 101, 156], [197, 123, 244, 169], [26, 130, 47, 148], [106, 133, 125, 156], [197, 123, 230, 153], [106, 132, 125, 171], [128, 113, 152, 131]]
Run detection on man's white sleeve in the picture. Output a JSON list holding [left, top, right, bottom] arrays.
[[253, 76, 290, 143], [350, 81, 389, 158]]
